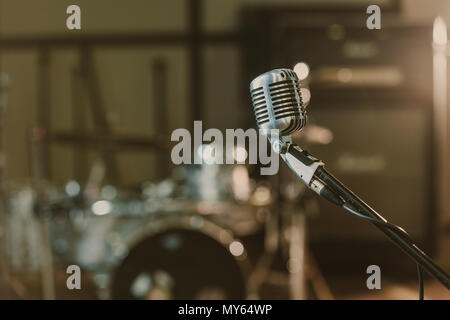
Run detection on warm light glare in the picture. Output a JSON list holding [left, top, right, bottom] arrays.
[[433, 16, 447, 46], [299, 87, 311, 108], [293, 62, 310, 80], [303, 124, 334, 145], [229, 241, 244, 256], [233, 146, 248, 162], [337, 68, 353, 83], [91, 200, 112, 215], [231, 165, 250, 202], [252, 185, 272, 205]]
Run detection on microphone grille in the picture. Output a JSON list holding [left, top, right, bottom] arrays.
[[250, 86, 269, 126], [250, 69, 306, 136]]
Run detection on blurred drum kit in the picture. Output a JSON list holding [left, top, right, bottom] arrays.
[[0, 70, 332, 300], [6, 157, 272, 299], [5, 151, 331, 300]]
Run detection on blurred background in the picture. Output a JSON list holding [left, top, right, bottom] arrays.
[[0, 0, 449, 299]]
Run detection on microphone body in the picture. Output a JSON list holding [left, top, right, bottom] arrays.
[[250, 69, 306, 136], [250, 68, 335, 202]]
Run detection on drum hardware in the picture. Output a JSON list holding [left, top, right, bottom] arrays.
[[0, 73, 31, 298], [83, 159, 106, 202], [245, 176, 333, 300], [287, 207, 307, 299], [8, 188, 41, 273], [246, 207, 278, 296], [281, 203, 333, 300], [6, 183, 87, 299], [304, 250, 334, 300], [28, 126, 58, 300], [280, 178, 334, 300], [12, 48, 127, 299]]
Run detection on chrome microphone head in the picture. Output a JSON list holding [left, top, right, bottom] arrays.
[[250, 68, 306, 136]]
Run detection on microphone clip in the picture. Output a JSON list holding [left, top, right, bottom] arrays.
[[282, 144, 323, 187], [275, 139, 343, 206], [271, 135, 323, 187]]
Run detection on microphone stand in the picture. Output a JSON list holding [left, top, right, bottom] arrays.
[[275, 137, 450, 290], [314, 166, 450, 289]]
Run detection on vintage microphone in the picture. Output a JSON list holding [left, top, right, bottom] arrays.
[[249, 68, 450, 295]]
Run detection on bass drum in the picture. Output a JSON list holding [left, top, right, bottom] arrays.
[[110, 216, 250, 300]]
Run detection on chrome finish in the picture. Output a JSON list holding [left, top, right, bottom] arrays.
[[250, 69, 307, 136]]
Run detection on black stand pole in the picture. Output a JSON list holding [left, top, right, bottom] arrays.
[[315, 166, 450, 290]]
